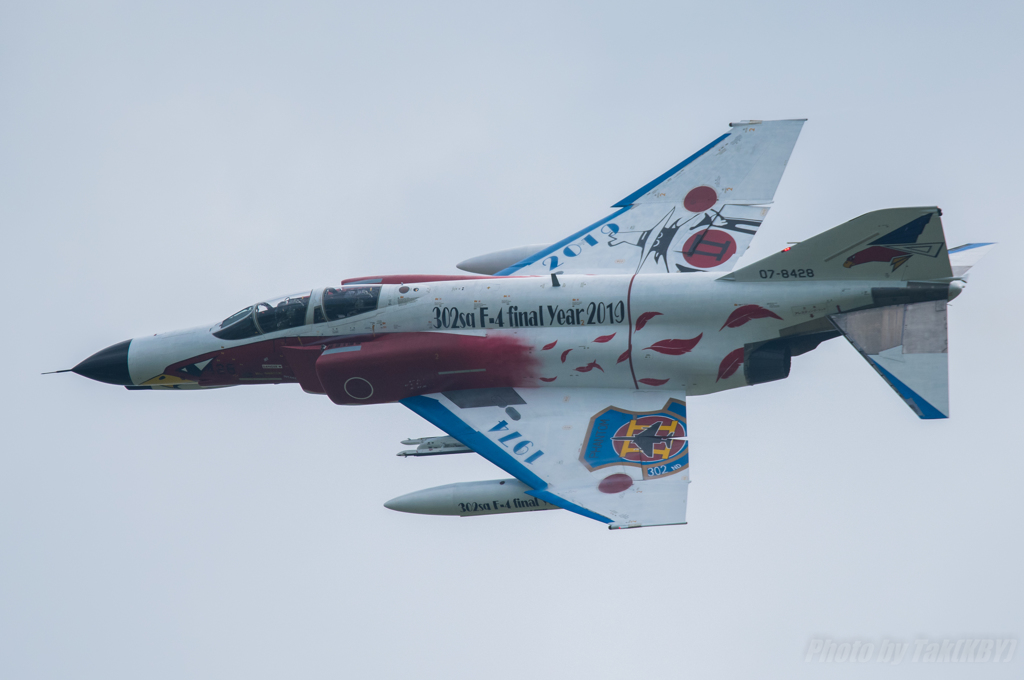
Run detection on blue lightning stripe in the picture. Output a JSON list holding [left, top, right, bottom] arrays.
[[494, 206, 631, 276], [612, 132, 731, 207], [526, 490, 613, 523]]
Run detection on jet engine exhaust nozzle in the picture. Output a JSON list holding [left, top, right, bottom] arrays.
[[72, 339, 133, 385]]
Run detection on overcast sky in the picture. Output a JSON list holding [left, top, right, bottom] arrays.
[[2, 1, 1022, 678]]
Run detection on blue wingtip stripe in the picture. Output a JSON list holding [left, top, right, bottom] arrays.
[[948, 242, 995, 253], [400, 395, 549, 489], [527, 489, 613, 523], [611, 131, 731, 207], [869, 360, 948, 420]]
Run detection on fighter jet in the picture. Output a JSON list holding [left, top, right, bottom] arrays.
[[65, 120, 994, 528]]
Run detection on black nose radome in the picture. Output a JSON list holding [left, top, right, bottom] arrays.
[[72, 339, 133, 385]]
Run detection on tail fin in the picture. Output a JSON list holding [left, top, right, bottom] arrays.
[[727, 207, 952, 282], [829, 240, 994, 420], [727, 206, 957, 418]]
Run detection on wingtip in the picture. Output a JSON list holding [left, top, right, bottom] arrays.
[[729, 118, 808, 127], [949, 242, 998, 252]]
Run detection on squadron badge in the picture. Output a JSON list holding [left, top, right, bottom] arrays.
[[580, 398, 688, 479]]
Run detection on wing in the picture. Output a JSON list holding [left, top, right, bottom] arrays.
[[491, 119, 804, 277], [401, 387, 690, 529]]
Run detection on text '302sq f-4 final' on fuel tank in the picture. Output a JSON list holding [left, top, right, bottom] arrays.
[[64, 120, 994, 529]]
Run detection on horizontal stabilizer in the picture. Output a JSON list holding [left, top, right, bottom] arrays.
[[948, 242, 996, 278], [830, 301, 949, 419]]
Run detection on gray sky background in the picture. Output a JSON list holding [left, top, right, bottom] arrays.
[[2, 1, 1022, 678]]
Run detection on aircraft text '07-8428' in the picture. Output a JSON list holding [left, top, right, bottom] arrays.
[[65, 120, 995, 529]]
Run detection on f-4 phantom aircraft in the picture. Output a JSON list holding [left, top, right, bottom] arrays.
[[67, 120, 994, 529]]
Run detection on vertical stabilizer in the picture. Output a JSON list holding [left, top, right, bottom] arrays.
[[728, 207, 952, 282]]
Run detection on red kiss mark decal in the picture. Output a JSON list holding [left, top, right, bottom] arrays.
[[638, 378, 669, 386], [720, 305, 783, 330], [843, 246, 907, 268], [576, 361, 604, 373], [593, 333, 616, 343], [560, 349, 572, 363], [539, 377, 557, 382], [541, 340, 557, 350], [643, 333, 703, 356], [635, 311, 662, 331], [616, 349, 631, 364], [717, 348, 745, 382]]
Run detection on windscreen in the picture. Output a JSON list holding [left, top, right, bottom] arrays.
[[253, 293, 311, 333], [213, 291, 312, 340], [214, 306, 260, 340]]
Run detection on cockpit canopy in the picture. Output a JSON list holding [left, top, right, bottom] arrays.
[[213, 286, 382, 340], [320, 286, 380, 323]]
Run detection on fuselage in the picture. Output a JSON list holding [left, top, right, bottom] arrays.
[[73, 272, 912, 402]]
